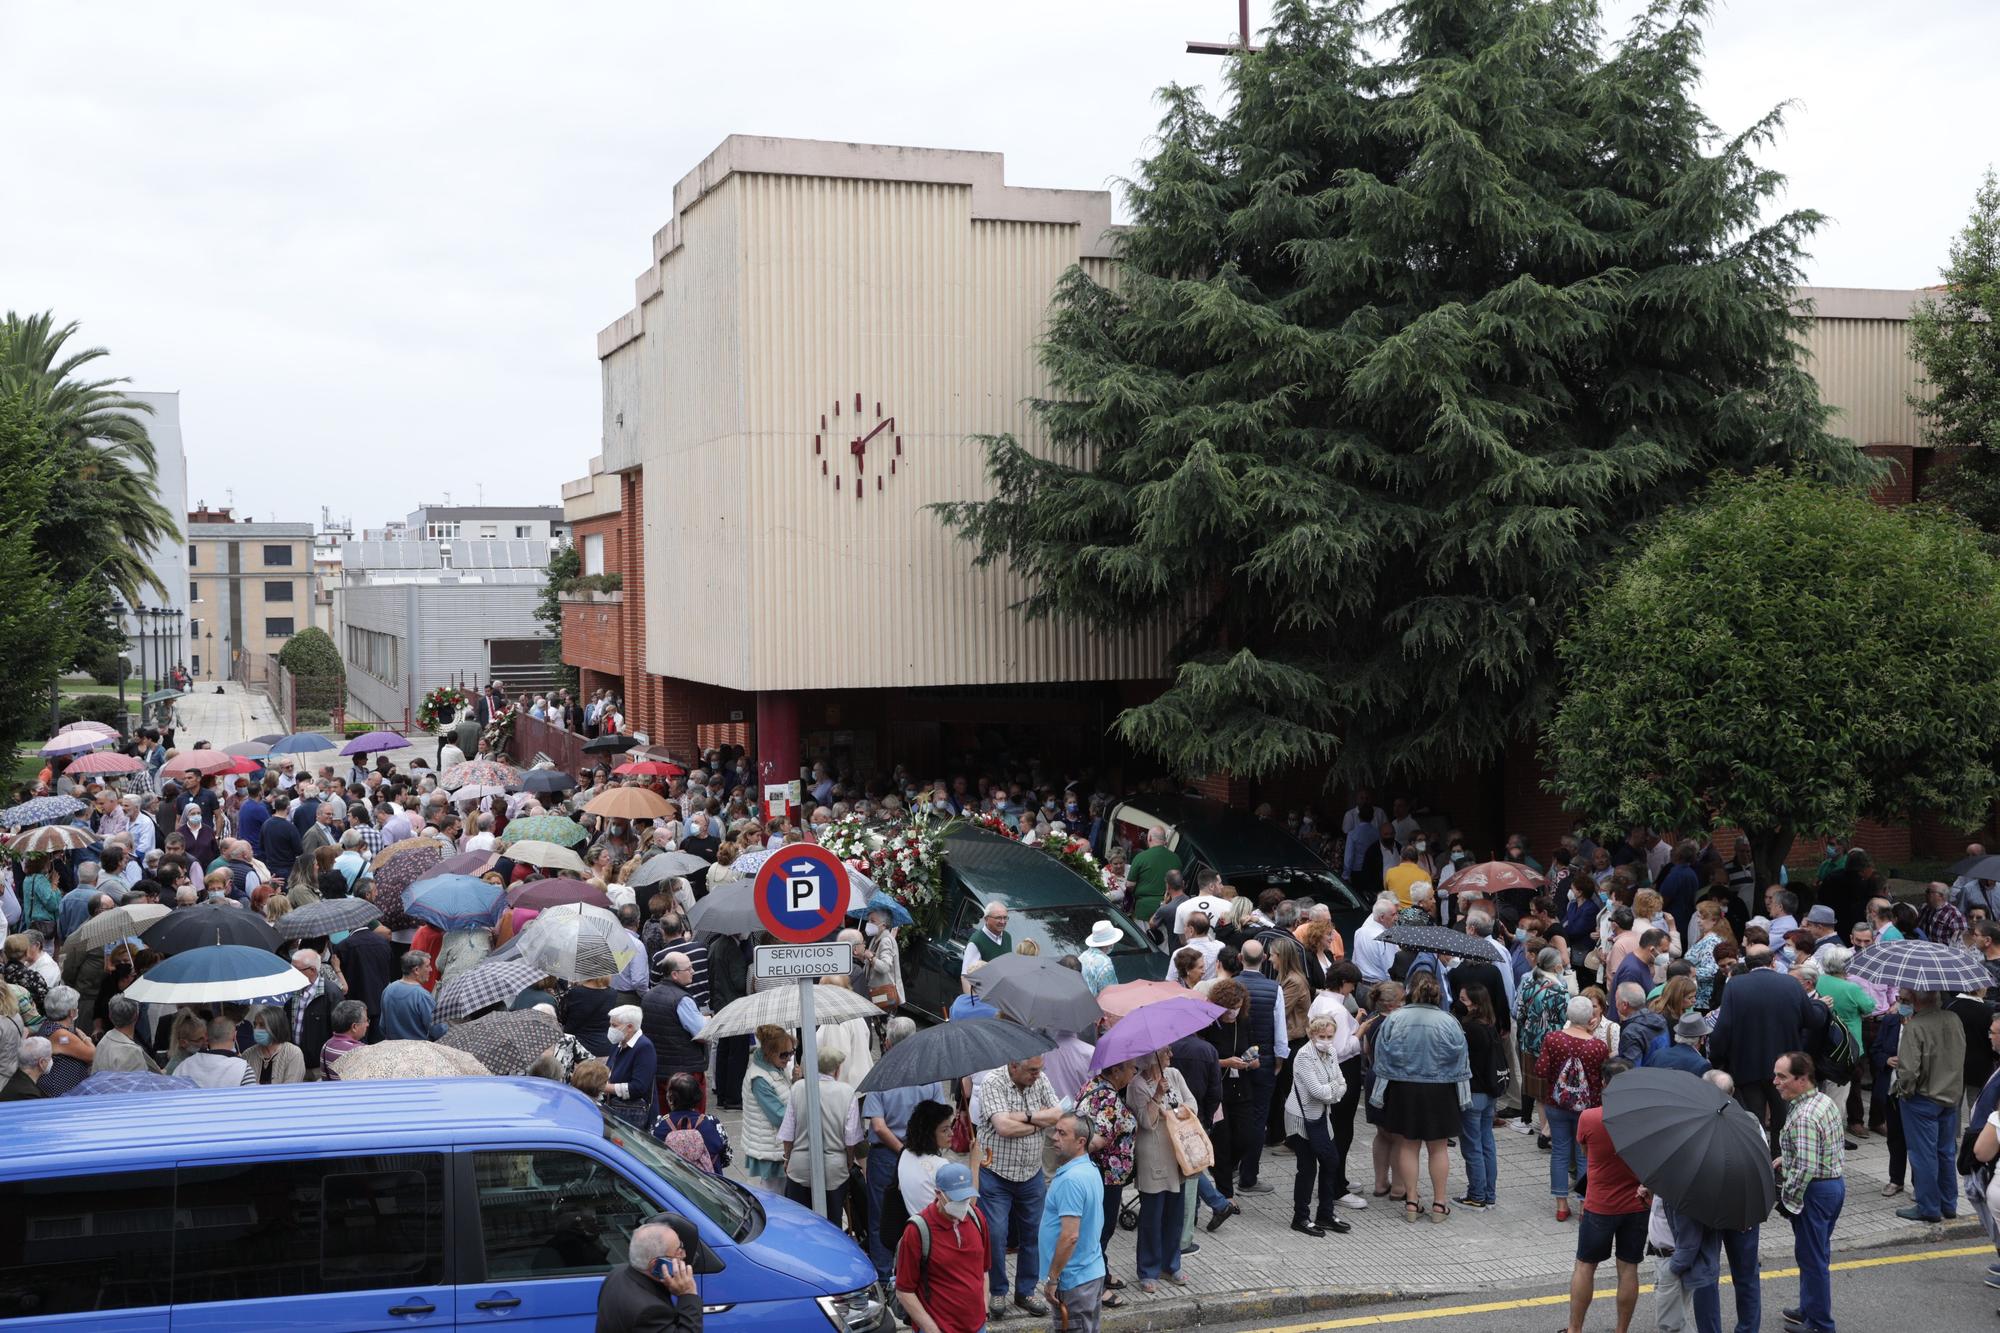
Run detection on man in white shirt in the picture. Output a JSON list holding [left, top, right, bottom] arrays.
[[1352, 894, 1401, 985], [1390, 797, 1421, 848], [178, 1016, 256, 1087], [462, 812, 497, 853], [1182, 911, 1224, 980], [1173, 893, 1232, 937], [123, 795, 156, 861]]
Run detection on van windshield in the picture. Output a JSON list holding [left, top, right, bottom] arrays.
[[602, 1111, 759, 1242]]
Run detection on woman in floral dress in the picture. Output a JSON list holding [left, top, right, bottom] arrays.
[[1077, 1058, 1139, 1307]]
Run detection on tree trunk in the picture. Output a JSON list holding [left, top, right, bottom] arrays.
[[1749, 823, 1796, 893]]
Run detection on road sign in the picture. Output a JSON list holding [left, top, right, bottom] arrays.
[[753, 843, 852, 944], [755, 941, 853, 982]]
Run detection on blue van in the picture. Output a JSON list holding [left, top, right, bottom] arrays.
[[0, 1079, 888, 1332]]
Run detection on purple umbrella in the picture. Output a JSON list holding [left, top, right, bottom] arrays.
[[508, 878, 613, 912], [340, 730, 411, 756], [415, 849, 501, 883], [1090, 995, 1224, 1072]]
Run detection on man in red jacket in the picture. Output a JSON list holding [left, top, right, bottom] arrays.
[[895, 1163, 989, 1333]]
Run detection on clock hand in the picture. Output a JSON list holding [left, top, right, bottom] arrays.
[[854, 417, 894, 448]]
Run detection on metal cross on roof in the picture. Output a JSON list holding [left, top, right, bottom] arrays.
[[1187, 0, 1262, 54]]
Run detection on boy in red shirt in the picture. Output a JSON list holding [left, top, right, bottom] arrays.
[[895, 1162, 989, 1333], [1565, 1060, 1647, 1333]]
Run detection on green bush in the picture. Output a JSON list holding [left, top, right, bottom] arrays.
[[84, 646, 131, 686], [59, 694, 126, 732], [295, 708, 331, 729], [343, 720, 373, 737], [278, 627, 346, 718]]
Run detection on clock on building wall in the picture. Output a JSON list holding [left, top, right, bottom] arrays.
[[814, 393, 903, 500]]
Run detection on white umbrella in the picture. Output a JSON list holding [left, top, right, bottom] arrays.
[[504, 840, 589, 874], [515, 902, 633, 982], [698, 983, 881, 1041]]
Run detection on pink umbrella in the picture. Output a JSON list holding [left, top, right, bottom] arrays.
[[39, 732, 109, 758], [1443, 861, 1546, 894], [64, 751, 142, 775], [60, 721, 121, 738], [160, 749, 235, 777], [1097, 979, 1192, 1020]]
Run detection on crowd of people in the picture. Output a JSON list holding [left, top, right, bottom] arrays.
[[11, 707, 2000, 1333]]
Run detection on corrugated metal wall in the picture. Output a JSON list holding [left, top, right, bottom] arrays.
[[631, 171, 1168, 693], [340, 585, 411, 722], [1800, 316, 1927, 447]]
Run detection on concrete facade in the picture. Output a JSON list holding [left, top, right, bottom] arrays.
[[185, 517, 313, 681], [402, 504, 568, 545]]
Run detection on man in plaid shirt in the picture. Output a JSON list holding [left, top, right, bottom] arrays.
[[976, 1056, 1064, 1322], [1773, 1051, 1845, 1333]]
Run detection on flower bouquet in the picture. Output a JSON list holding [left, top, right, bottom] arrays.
[[419, 685, 472, 733]]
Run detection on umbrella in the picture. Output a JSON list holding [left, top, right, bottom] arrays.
[[222, 740, 271, 758], [1381, 924, 1493, 960], [515, 902, 633, 982], [143, 689, 188, 705], [371, 835, 441, 871], [61, 904, 171, 959], [268, 733, 337, 756], [372, 842, 445, 930], [141, 901, 282, 955], [499, 815, 590, 848], [124, 944, 307, 1005], [252, 733, 287, 745], [697, 982, 881, 1041], [450, 784, 509, 803], [503, 839, 590, 874], [60, 720, 121, 737], [1602, 1068, 1775, 1230], [340, 730, 411, 756], [160, 749, 235, 777], [404, 874, 510, 930], [0, 794, 86, 827], [728, 846, 880, 898], [614, 760, 685, 778], [1439, 861, 1545, 894], [629, 850, 712, 887], [65, 1071, 199, 1097], [6, 825, 94, 855], [39, 731, 110, 757], [442, 759, 524, 791], [521, 770, 576, 795], [1097, 979, 1189, 1019], [856, 1018, 1055, 1094], [415, 849, 501, 883], [969, 954, 1102, 1032], [438, 1008, 566, 1075], [1849, 938, 1994, 992], [850, 892, 913, 928], [278, 896, 381, 938], [224, 755, 263, 775], [1091, 995, 1225, 1071], [64, 751, 142, 776], [510, 878, 613, 912], [1949, 853, 2000, 882], [435, 956, 549, 1022], [583, 787, 674, 820], [583, 733, 638, 754], [332, 1040, 490, 1081], [686, 881, 767, 936]]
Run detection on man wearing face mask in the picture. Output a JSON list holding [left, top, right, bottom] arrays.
[[177, 805, 218, 869], [895, 1162, 988, 1333]]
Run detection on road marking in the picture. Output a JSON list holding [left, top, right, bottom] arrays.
[[1262, 1244, 1992, 1330]]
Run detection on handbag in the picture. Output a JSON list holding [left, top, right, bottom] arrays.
[[1165, 1105, 1214, 1178], [948, 1104, 975, 1155], [869, 980, 903, 1011]]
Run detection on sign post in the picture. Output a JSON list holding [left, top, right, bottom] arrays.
[[752, 843, 853, 1219]]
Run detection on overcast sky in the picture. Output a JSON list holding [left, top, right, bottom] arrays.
[[3, 0, 1992, 525]]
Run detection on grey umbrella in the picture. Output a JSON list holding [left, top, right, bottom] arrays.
[[855, 1018, 1055, 1094], [686, 881, 766, 937], [630, 850, 712, 888], [277, 897, 382, 939], [438, 1008, 566, 1076], [969, 953, 1101, 1031]]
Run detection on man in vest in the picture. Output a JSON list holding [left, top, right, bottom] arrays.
[[1221, 944, 1286, 1196], [642, 953, 711, 1112], [960, 900, 1012, 994]]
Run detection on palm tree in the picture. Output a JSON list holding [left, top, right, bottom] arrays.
[[0, 310, 179, 603]]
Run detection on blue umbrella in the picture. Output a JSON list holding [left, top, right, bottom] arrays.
[[849, 892, 913, 928], [123, 944, 308, 1005], [65, 1070, 199, 1096], [268, 733, 337, 756], [0, 794, 87, 828], [403, 874, 509, 931]]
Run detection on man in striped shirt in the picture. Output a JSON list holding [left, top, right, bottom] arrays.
[[1773, 1050, 1845, 1333]]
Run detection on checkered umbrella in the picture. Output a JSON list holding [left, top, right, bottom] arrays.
[[438, 1008, 566, 1075], [1848, 939, 1992, 992], [332, 1040, 490, 1081], [0, 795, 86, 828], [515, 902, 631, 982], [697, 982, 882, 1041], [278, 897, 381, 939], [435, 956, 550, 1023]]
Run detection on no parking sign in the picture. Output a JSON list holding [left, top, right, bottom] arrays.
[[753, 844, 851, 944]]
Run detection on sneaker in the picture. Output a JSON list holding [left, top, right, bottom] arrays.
[[1338, 1192, 1369, 1209], [1984, 1271, 2000, 1290], [1240, 1181, 1274, 1195], [1882, 1182, 1904, 1197], [1454, 1195, 1488, 1210], [1179, 1241, 1200, 1255], [1894, 1205, 1942, 1223], [1508, 1119, 1536, 1135], [988, 1296, 1010, 1321], [1986, 1262, 2000, 1277], [1012, 1294, 1049, 1318]]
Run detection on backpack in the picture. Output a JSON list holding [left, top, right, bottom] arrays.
[[661, 1126, 714, 1173], [1817, 1016, 1859, 1087], [1551, 1049, 1594, 1112], [904, 1208, 988, 1304]]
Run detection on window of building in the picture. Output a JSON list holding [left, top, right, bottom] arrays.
[[265, 617, 294, 638], [265, 580, 294, 602], [582, 532, 605, 576], [0, 1169, 175, 1315], [515, 524, 533, 539], [479, 524, 499, 539], [263, 544, 293, 566], [425, 522, 460, 540], [189, 617, 202, 640], [190, 579, 200, 602], [172, 1155, 445, 1303], [191, 653, 201, 675], [473, 1150, 655, 1279], [188, 543, 198, 567], [439, 544, 453, 569], [348, 626, 400, 687]]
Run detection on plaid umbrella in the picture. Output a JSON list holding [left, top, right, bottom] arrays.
[[515, 902, 632, 982], [0, 795, 86, 827], [698, 982, 880, 1041], [502, 840, 589, 874], [332, 1040, 490, 1081], [1381, 923, 1493, 959], [499, 816, 588, 848], [6, 825, 93, 854], [629, 851, 710, 887], [1849, 939, 1993, 992], [61, 904, 171, 959], [278, 897, 381, 938], [373, 842, 445, 930], [64, 751, 141, 776], [434, 956, 549, 1023], [442, 760, 524, 791], [582, 787, 674, 820], [437, 1008, 566, 1075], [65, 1071, 199, 1096], [1439, 861, 1545, 894]]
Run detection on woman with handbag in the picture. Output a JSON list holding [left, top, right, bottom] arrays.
[[1285, 1013, 1353, 1236], [864, 906, 903, 1011], [1126, 1046, 1199, 1293]]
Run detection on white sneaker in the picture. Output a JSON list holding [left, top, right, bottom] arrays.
[[1338, 1192, 1368, 1209], [1507, 1119, 1536, 1135]]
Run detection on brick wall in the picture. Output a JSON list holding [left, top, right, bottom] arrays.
[[1862, 444, 1915, 506], [561, 597, 623, 674], [1191, 773, 1249, 807]]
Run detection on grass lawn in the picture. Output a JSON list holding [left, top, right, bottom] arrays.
[[58, 676, 163, 698]]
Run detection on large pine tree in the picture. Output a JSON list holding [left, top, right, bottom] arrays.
[[938, 0, 1869, 785]]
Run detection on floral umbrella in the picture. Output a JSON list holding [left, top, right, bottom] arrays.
[[370, 835, 440, 871], [498, 815, 589, 848], [442, 759, 524, 791], [0, 794, 86, 828], [372, 841, 445, 931]]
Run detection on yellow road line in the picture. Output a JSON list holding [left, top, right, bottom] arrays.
[[1260, 1244, 1992, 1331]]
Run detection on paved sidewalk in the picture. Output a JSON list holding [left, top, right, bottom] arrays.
[[712, 1099, 1988, 1328], [168, 681, 282, 751]]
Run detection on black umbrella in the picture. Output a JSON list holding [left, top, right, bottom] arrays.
[[855, 1018, 1055, 1094], [1601, 1068, 1775, 1231], [582, 734, 638, 754], [140, 901, 282, 955], [521, 770, 577, 795], [1948, 853, 2000, 881], [1381, 923, 1491, 960], [968, 953, 1101, 1032]]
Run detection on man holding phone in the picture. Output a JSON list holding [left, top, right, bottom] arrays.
[[597, 1216, 702, 1332]]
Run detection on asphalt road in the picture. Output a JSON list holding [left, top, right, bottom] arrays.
[[1200, 1238, 1998, 1333]]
